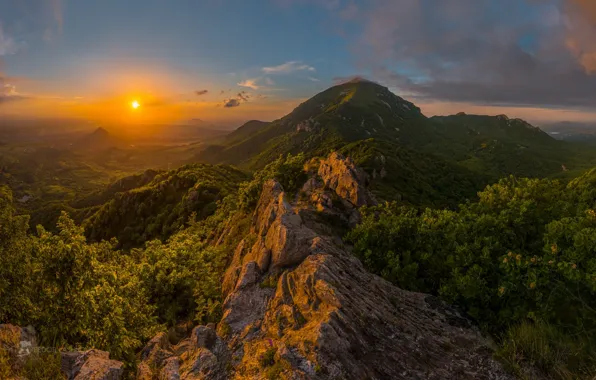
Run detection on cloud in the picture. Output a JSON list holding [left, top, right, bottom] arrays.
[[0, 26, 19, 56], [332, 75, 373, 85], [262, 61, 315, 74], [237, 79, 260, 90], [237, 91, 250, 101], [264, 77, 275, 85], [222, 91, 251, 108], [307, 76, 320, 82], [277, 0, 596, 110], [564, 0, 596, 73], [195, 89, 209, 96], [50, 0, 64, 32], [223, 98, 241, 108], [324, 0, 596, 110], [0, 76, 27, 103]]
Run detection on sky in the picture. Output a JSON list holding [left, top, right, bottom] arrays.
[[1, 0, 596, 127]]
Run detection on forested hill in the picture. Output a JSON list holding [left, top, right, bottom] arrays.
[[84, 164, 248, 249], [193, 80, 596, 206]]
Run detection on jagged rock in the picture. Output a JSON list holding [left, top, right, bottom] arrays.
[[69, 350, 123, 380], [137, 325, 229, 380], [318, 152, 376, 208], [191, 326, 217, 350], [216, 155, 514, 379], [160, 357, 181, 380]]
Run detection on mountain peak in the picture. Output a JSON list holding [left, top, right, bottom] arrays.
[[337, 76, 378, 85], [91, 126, 110, 136]]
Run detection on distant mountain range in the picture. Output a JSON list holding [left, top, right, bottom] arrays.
[[194, 79, 596, 207]]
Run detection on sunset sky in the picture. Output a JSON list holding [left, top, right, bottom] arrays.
[[1, 0, 596, 127]]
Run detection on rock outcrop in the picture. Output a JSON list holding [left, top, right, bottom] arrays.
[[137, 151, 513, 379], [0, 324, 123, 380], [63, 350, 123, 380], [136, 325, 230, 380], [317, 152, 376, 208]]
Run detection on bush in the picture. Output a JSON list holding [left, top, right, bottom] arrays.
[[238, 153, 307, 211], [347, 173, 596, 377], [22, 352, 65, 380]]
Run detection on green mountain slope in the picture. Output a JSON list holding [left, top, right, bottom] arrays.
[[428, 113, 588, 177], [195, 79, 434, 169], [84, 164, 248, 249], [194, 79, 596, 206], [223, 120, 270, 145]]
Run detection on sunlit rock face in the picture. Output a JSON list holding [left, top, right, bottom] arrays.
[[138, 152, 513, 380]]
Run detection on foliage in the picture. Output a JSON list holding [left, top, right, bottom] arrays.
[[30, 214, 158, 359], [85, 164, 247, 249], [0, 186, 35, 324], [0, 183, 245, 365], [22, 352, 65, 380], [135, 232, 226, 325], [237, 153, 307, 210], [347, 171, 596, 376]]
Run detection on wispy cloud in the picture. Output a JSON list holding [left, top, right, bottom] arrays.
[[50, 0, 65, 32], [0, 76, 28, 103], [262, 61, 315, 74], [195, 89, 209, 96], [237, 91, 250, 101], [237, 79, 260, 90], [222, 91, 251, 108], [0, 26, 19, 56], [307, 76, 320, 82]]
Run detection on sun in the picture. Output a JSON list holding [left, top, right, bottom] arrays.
[[131, 100, 140, 109]]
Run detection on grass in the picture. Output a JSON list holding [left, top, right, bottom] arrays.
[[496, 321, 596, 380], [22, 352, 65, 380]]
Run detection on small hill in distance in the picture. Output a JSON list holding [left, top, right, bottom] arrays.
[[223, 120, 270, 145], [75, 127, 126, 152]]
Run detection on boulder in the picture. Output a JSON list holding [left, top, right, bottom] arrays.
[[137, 325, 229, 380], [64, 349, 123, 380], [318, 152, 376, 207]]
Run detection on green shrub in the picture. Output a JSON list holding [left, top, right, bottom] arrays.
[[347, 173, 596, 377], [238, 153, 307, 211], [22, 352, 65, 380]]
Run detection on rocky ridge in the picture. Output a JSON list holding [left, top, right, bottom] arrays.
[[139, 152, 514, 379]]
